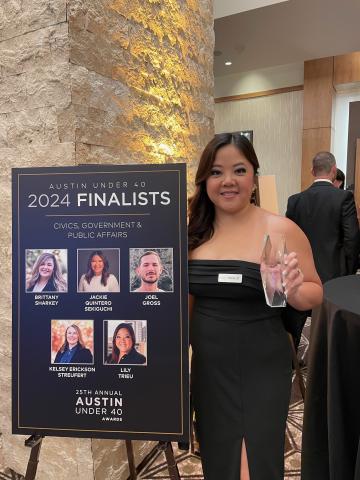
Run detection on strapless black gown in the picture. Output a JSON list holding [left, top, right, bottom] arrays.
[[189, 260, 292, 480]]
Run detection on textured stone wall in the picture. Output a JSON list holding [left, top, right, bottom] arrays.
[[0, 0, 214, 478], [68, 0, 214, 181]]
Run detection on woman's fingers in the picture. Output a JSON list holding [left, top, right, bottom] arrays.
[[284, 270, 303, 297], [283, 252, 303, 297]]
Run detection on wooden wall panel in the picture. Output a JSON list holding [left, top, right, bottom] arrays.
[[303, 57, 334, 129], [334, 52, 360, 86], [346, 100, 360, 186], [302, 128, 332, 190], [258, 175, 279, 214], [215, 85, 303, 103], [302, 57, 335, 190]]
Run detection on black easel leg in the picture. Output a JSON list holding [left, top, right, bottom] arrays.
[[24, 436, 44, 480], [163, 442, 180, 480], [125, 440, 137, 479], [125, 441, 180, 479]]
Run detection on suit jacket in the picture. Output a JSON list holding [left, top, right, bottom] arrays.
[[286, 181, 360, 284], [27, 278, 56, 292], [54, 347, 93, 364], [106, 349, 146, 365]]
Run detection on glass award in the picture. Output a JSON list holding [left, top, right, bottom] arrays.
[[260, 234, 287, 308]]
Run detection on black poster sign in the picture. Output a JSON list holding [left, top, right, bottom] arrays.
[[12, 164, 189, 441]]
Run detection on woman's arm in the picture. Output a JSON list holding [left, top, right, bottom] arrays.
[[279, 218, 323, 311]]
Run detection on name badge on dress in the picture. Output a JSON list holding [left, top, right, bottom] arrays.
[[218, 273, 243, 283]]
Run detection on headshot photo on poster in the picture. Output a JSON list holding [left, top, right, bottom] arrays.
[[26, 249, 68, 293], [104, 320, 147, 366], [51, 319, 94, 364], [129, 248, 173, 293], [77, 248, 120, 293]]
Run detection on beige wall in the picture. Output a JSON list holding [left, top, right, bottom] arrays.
[[215, 90, 303, 214], [215, 62, 304, 98]]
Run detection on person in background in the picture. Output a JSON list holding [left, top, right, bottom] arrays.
[[286, 152, 360, 284], [333, 168, 345, 189]]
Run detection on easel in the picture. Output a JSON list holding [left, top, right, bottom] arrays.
[[24, 435, 44, 480], [24, 435, 180, 480], [125, 440, 180, 480]]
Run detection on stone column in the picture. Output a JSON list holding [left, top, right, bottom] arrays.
[[0, 0, 214, 478]]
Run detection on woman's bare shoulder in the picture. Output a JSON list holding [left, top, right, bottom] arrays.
[[189, 243, 210, 260]]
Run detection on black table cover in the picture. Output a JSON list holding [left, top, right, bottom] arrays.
[[302, 275, 360, 480]]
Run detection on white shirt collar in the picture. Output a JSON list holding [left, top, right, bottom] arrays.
[[313, 179, 333, 184]]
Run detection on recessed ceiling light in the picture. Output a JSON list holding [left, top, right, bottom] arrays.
[[225, 61, 232, 66]]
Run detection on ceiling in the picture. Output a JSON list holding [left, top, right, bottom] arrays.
[[214, 0, 360, 77]]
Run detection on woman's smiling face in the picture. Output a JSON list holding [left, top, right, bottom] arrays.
[[38, 257, 54, 280], [91, 255, 104, 276], [116, 328, 133, 357], [66, 326, 79, 348], [206, 144, 255, 214]]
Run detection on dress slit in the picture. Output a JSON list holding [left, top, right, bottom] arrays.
[[240, 438, 251, 480]]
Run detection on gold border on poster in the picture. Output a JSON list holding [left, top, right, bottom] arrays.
[[16, 167, 186, 436]]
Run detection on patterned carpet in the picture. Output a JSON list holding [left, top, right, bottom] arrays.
[[1, 319, 311, 480]]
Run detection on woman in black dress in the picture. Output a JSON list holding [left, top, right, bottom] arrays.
[[188, 133, 322, 480]]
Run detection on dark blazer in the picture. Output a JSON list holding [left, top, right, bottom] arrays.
[[286, 181, 360, 284], [27, 278, 56, 292], [54, 347, 93, 364], [106, 349, 146, 365]]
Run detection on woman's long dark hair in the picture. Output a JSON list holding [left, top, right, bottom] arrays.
[[188, 133, 260, 251], [84, 250, 110, 286], [111, 323, 136, 363]]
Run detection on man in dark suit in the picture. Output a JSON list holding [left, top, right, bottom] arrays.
[[286, 151, 359, 284], [285, 152, 360, 347]]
